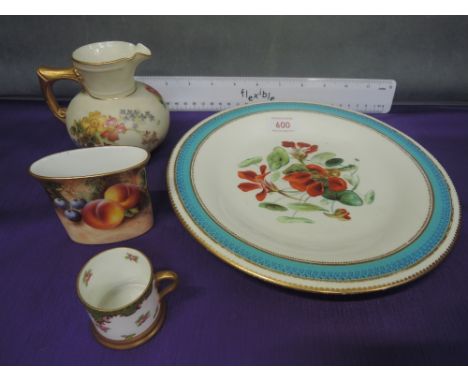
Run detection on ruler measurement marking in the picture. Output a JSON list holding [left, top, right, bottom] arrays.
[[137, 76, 395, 113]]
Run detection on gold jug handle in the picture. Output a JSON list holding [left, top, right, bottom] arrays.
[[36, 66, 82, 124]]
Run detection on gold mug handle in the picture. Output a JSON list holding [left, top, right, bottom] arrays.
[[154, 270, 179, 300], [36, 66, 82, 123]]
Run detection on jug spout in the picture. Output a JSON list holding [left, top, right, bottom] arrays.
[[131, 43, 151, 68], [135, 43, 151, 58], [71, 41, 152, 99]]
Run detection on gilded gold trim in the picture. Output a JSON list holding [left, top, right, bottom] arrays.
[[168, 174, 460, 294], [36, 66, 82, 123], [76, 247, 154, 315], [166, 102, 461, 294], [29, 146, 150, 181], [80, 85, 138, 101], [72, 50, 150, 67], [92, 301, 166, 350]]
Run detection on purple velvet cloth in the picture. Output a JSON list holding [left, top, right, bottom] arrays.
[[0, 101, 467, 365]]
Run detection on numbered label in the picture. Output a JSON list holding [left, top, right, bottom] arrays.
[[269, 117, 296, 133]]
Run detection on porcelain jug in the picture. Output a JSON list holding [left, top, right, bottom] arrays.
[[37, 41, 169, 152]]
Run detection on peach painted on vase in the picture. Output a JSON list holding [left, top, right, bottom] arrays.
[[30, 146, 153, 244]]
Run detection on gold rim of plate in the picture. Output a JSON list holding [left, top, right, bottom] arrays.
[[166, 102, 461, 295]]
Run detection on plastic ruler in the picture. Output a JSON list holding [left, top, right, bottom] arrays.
[[136, 76, 396, 113]]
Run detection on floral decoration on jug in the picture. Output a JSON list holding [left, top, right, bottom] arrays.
[[69, 110, 160, 149]]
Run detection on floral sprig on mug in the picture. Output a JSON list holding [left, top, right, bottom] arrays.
[[95, 316, 111, 333], [236, 140, 375, 224], [125, 253, 139, 262], [69, 110, 160, 149], [135, 311, 150, 327], [83, 269, 93, 287]]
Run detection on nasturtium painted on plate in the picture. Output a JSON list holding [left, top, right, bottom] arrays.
[[237, 140, 375, 223]]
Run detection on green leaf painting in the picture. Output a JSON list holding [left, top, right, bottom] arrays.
[[287, 203, 327, 212], [238, 156, 263, 168], [236, 140, 375, 224], [325, 158, 344, 167], [267, 147, 289, 170], [322, 189, 341, 201], [364, 190, 376, 204], [270, 171, 281, 182], [309, 152, 336, 164], [343, 174, 359, 188], [259, 202, 288, 211], [337, 164, 358, 172], [338, 191, 364, 206], [277, 216, 315, 224], [282, 163, 308, 174]]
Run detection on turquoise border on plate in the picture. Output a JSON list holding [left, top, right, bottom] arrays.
[[174, 103, 452, 281]]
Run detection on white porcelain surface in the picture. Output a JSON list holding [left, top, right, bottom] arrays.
[[29, 146, 149, 178], [72, 41, 150, 65], [65, 41, 169, 152], [193, 111, 430, 264], [66, 80, 169, 152], [167, 103, 460, 293], [77, 248, 160, 341], [90, 285, 159, 342]]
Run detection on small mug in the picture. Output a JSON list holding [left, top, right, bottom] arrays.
[[29, 146, 153, 244], [76, 247, 178, 349]]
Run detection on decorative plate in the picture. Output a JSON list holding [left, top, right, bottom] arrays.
[[167, 102, 460, 294]]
